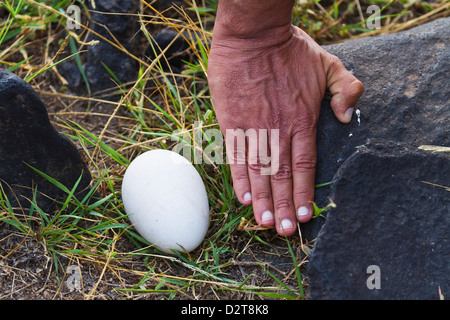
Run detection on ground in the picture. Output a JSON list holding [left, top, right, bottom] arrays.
[[0, 0, 448, 300]]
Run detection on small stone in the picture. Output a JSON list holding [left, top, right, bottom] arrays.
[[0, 69, 91, 213]]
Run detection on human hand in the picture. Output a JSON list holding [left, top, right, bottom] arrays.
[[208, 4, 364, 236]]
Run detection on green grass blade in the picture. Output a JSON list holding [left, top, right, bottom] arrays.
[[284, 232, 304, 299], [25, 51, 84, 82], [24, 163, 71, 194], [258, 263, 296, 298]]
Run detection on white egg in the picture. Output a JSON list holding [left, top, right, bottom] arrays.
[[121, 149, 210, 254]]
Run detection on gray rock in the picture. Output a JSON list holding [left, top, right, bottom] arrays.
[[308, 140, 449, 299], [85, 0, 140, 95], [0, 68, 91, 213], [58, 59, 82, 92], [305, 18, 450, 299], [303, 17, 450, 240], [145, 28, 192, 73], [144, 28, 211, 73]]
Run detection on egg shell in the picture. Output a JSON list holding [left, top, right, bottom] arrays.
[[121, 149, 210, 254]]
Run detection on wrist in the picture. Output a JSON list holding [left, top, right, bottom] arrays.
[[212, 0, 294, 48]]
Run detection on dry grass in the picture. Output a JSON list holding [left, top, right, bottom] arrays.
[[0, 0, 448, 300]]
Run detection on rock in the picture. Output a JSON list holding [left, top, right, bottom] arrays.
[[303, 18, 450, 240], [85, 0, 140, 95], [145, 28, 192, 73], [0, 68, 91, 213], [306, 18, 450, 299], [308, 140, 449, 299], [58, 59, 82, 92], [144, 28, 211, 73]]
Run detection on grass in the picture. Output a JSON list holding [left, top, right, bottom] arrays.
[[0, 0, 448, 300]]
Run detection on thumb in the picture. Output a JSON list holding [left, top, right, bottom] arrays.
[[324, 54, 365, 123]]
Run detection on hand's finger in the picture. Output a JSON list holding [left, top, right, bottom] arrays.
[[247, 129, 274, 227], [324, 53, 365, 123], [269, 132, 297, 236], [291, 129, 317, 223], [225, 128, 252, 205], [248, 163, 274, 227]]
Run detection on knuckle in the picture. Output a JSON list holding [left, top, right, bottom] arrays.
[[248, 161, 272, 174], [293, 113, 318, 136], [292, 155, 317, 172], [247, 162, 261, 173], [254, 191, 271, 201], [351, 79, 365, 96], [274, 198, 292, 210], [271, 164, 292, 181], [293, 187, 311, 198], [227, 147, 246, 164], [231, 169, 248, 182], [328, 53, 345, 70]]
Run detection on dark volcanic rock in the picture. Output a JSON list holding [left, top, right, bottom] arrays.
[[305, 18, 449, 299], [58, 59, 82, 92], [0, 69, 91, 212], [145, 28, 192, 73], [85, 0, 140, 95], [144, 27, 211, 73], [303, 18, 450, 240], [308, 140, 449, 299], [316, 17, 449, 186]]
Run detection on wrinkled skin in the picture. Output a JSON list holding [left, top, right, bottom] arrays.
[[208, 15, 364, 236]]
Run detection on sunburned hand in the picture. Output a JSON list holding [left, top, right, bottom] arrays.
[[208, 16, 364, 237]]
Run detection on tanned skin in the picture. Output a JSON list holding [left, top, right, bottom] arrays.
[[208, 0, 364, 236]]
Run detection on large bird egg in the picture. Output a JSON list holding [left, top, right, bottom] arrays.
[[121, 149, 210, 254]]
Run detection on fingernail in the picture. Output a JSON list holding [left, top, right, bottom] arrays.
[[344, 108, 354, 123], [243, 192, 252, 202], [281, 219, 294, 231], [261, 210, 274, 224], [297, 206, 310, 218]]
